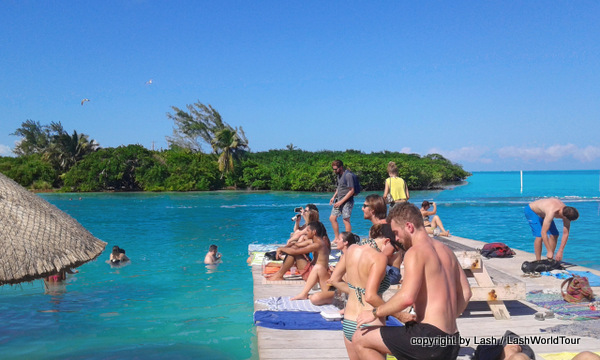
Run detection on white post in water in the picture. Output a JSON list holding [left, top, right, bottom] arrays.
[[520, 170, 523, 193]]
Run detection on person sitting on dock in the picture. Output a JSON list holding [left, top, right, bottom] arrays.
[[353, 202, 471, 360], [266, 221, 330, 282], [287, 208, 320, 247], [525, 198, 579, 261], [362, 194, 403, 284], [292, 204, 319, 233], [329, 224, 402, 360], [291, 231, 358, 305], [420, 200, 450, 236]]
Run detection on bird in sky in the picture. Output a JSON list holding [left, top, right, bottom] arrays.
[[81, 98, 90, 106], [145, 79, 153, 85]]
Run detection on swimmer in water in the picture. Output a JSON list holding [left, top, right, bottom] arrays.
[[204, 244, 222, 265], [108, 245, 129, 264]]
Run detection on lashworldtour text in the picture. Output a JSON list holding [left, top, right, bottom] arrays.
[[411, 335, 581, 347]]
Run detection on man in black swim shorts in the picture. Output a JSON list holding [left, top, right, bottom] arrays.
[[353, 202, 472, 360]]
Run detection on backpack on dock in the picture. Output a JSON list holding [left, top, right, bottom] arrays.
[[480, 242, 515, 258]]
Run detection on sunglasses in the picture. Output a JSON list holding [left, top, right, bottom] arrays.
[[362, 204, 370, 209], [332, 167, 338, 171]]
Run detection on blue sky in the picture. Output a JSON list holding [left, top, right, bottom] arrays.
[[1, 1, 599, 171]]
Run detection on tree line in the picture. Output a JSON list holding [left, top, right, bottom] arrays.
[[1, 102, 471, 192]]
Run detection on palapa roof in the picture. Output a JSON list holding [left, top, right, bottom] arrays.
[[0, 172, 106, 286]]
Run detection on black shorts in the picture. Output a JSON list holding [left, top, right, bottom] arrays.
[[380, 321, 460, 360]]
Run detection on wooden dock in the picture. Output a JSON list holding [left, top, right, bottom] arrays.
[[251, 235, 600, 359]]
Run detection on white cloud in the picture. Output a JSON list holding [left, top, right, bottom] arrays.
[[497, 144, 600, 163], [400, 147, 411, 154], [428, 146, 493, 164], [0, 144, 12, 156]]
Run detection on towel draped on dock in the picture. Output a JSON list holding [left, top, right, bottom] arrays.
[[256, 296, 340, 313], [254, 310, 403, 330]]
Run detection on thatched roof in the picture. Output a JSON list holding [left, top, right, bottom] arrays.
[[0, 172, 106, 286]]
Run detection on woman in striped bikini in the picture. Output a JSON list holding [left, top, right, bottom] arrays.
[[329, 224, 403, 360]]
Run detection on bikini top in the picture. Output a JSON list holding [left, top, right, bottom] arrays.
[[360, 238, 381, 251], [347, 239, 391, 305], [347, 274, 391, 306]]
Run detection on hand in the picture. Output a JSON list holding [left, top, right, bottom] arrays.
[[393, 311, 416, 324], [356, 310, 376, 328], [555, 250, 563, 262], [334, 201, 341, 208], [546, 251, 554, 260], [330, 197, 335, 205]]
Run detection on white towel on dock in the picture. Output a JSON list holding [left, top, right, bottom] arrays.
[[256, 296, 339, 313]]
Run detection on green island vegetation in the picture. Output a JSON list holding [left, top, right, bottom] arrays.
[[1, 102, 471, 192]]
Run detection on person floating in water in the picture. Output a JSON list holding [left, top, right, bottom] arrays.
[[204, 244, 222, 265], [525, 198, 579, 261], [108, 245, 130, 264]]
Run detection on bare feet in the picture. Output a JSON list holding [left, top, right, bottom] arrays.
[[265, 273, 285, 281], [291, 293, 309, 301], [441, 230, 450, 237]]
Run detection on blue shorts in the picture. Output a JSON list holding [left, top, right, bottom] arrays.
[[524, 205, 559, 238], [386, 265, 401, 285]]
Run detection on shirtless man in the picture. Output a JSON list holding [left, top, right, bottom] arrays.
[[267, 221, 330, 282], [525, 198, 579, 261], [353, 202, 472, 360], [362, 194, 403, 284], [204, 244, 222, 265]]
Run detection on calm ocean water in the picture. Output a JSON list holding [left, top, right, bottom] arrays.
[[1, 170, 599, 359]]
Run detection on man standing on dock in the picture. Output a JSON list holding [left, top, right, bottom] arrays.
[[352, 202, 471, 360], [525, 198, 579, 261], [329, 160, 357, 240]]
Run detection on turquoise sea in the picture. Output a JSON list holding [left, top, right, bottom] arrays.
[[1, 170, 600, 359]]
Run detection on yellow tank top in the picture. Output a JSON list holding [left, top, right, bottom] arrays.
[[387, 177, 407, 201]]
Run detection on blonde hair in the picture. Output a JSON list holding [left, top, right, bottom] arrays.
[[387, 161, 398, 176], [304, 209, 320, 223]]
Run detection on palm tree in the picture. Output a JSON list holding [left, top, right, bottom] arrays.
[[45, 123, 99, 172], [211, 125, 249, 176], [166, 102, 224, 152]]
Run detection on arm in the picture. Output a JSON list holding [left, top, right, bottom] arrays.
[[278, 242, 320, 256], [540, 214, 554, 258], [330, 189, 338, 205], [287, 227, 308, 245], [334, 187, 355, 208], [357, 250, 421, 326], [556, 219, 571, 261], [328, 254, 350, 294], [363, 257, 387, 307], [456, 260, 472, 315], [383, 179, 390, 198], [404, 180, 410, 200], [293, 215, 302, 232]]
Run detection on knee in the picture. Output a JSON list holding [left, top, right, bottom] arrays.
[[329, 215, 337, 222]]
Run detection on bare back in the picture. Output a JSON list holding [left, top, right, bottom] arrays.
[[313, 236, 331, 268], [529, 198, 564, 219], [406, 238, 468, 334], [344, 245, 387, 322]]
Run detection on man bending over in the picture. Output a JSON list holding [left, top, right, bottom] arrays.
[[525, 198, 579, 261], [353, 202, 472, 360]]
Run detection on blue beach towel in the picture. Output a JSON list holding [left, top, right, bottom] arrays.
[[540, 270, 600, 287], [253, 310, 403, 330]]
